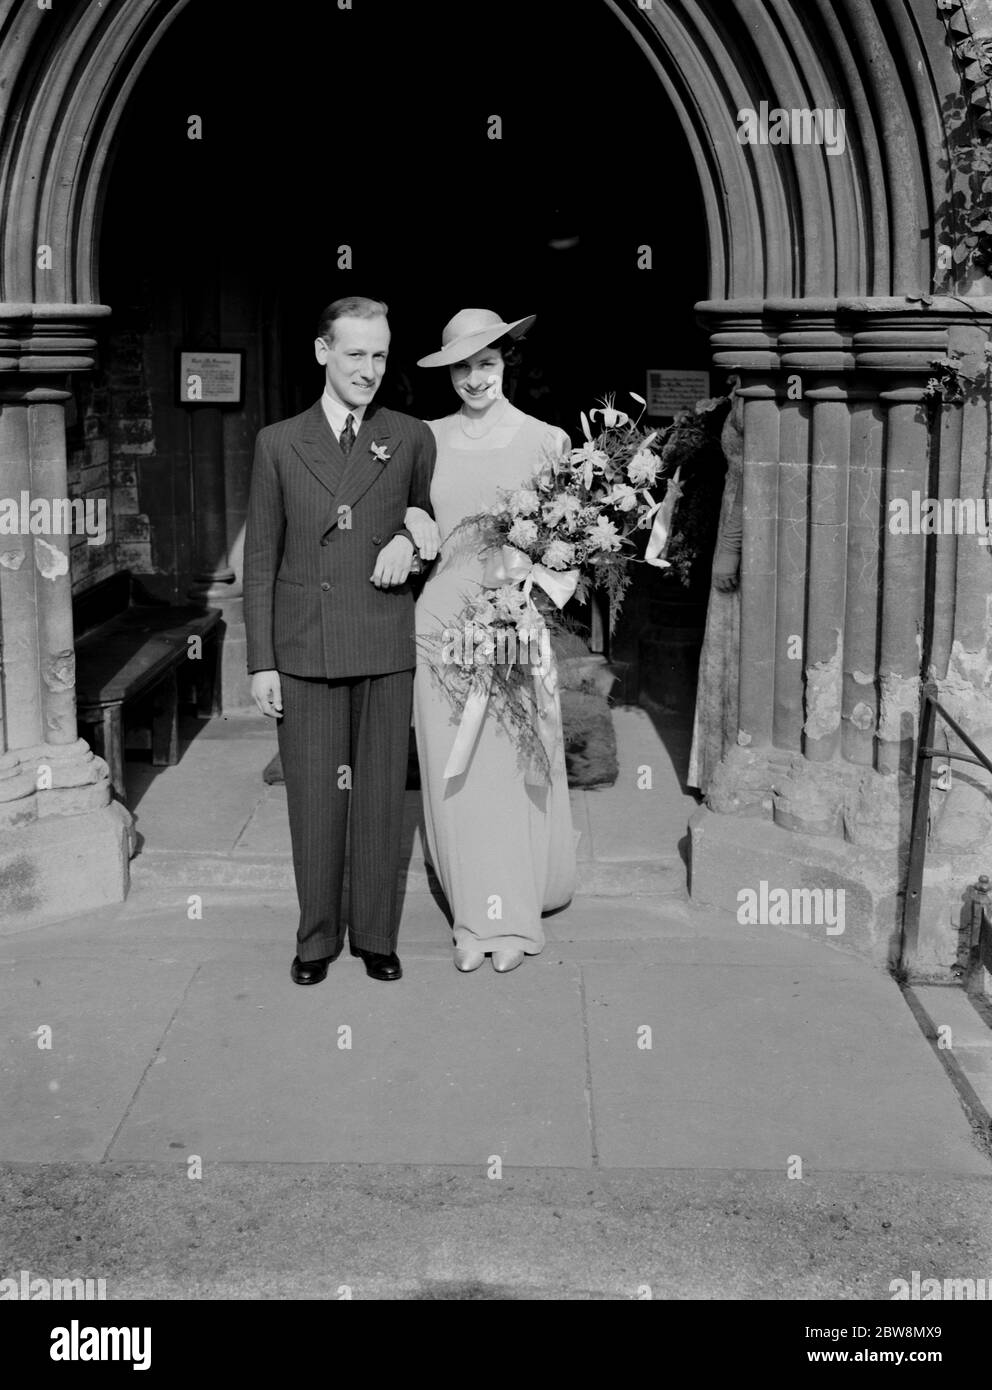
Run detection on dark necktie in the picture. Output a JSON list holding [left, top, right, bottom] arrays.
[[339, 413, 355, 457]]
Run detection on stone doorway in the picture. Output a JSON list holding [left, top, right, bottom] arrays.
[[2, 0, 986, 950], [93, 0, 714, 722]]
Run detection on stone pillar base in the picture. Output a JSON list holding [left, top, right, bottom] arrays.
[[211, 594, 252, 713], [689, 806, 982, 982], [0, 800, 135, 932], [688, 806, 904, 968]]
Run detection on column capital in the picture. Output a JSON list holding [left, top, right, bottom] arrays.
[[695, 295, 992, 379], [0, 303, 111, 376]]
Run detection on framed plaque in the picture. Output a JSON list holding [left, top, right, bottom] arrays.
[[646, 368, 711, 418], [176, 349, 245, 406]]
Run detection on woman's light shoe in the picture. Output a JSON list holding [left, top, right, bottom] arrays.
[[491, 949, 525, 973], [454, 948, 486, 972]]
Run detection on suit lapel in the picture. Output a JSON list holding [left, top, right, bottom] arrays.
[[329, 402, 397, 529], [291, 400, 346, 497]]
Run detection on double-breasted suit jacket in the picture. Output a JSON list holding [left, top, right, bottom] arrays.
[[244, 397, 437, 961], [244, 398, 437, 679]]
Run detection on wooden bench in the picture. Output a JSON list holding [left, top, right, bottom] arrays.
[[73, 571, 222, 800]]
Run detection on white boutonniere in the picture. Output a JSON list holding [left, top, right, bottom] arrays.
[[370, 442, 391, 463]]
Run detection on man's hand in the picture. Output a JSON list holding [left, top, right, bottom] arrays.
[[371, 534, 414, 588], [403, 506, 441, 561], [251, 670, 283, 717]]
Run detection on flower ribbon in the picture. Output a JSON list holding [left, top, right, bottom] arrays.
[[644, 466, 683, 569], [480, 544, 580, 610], [443, 545, 580, 783]]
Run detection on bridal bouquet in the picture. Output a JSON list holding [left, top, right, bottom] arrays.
[[419, 393, 679, 783]]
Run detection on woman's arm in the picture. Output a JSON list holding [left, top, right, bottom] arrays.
[[403, 506, 440, 561]]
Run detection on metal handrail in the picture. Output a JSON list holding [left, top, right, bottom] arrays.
[[900, 681, 992, 974]]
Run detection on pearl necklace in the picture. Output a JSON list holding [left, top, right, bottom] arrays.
[[458, 398, 511, 440]]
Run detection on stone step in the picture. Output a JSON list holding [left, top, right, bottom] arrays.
[[128, 850, 688, 898], [905, 985, 992, 1137]]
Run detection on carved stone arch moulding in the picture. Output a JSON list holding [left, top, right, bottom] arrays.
[[605, 0, 963, 302], [0, 0, 967, 321]]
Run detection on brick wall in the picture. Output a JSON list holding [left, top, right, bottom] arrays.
[[66, 371, 114, 595], [67, 331, 158, 595], [108, 330, 155, 578]]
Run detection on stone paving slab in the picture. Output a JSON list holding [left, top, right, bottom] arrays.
[[2, 872, 989, 1189], [113, 704, 696, 903], [582, 710, 698, 862], [584, 961, 991, 1174], [234, 787, 430, 863], [127, 739, 272, 854], [122, 709, 690, 871], [107, 959, 592, 1168], [0, 958, 195, 1163], [213, 786, 601, 867]]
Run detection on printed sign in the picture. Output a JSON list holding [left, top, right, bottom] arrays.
[[177, 350, 244, 405], [646, 369, 711, 418]]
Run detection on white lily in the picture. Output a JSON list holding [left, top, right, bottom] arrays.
[[590, 394, 630, 430]]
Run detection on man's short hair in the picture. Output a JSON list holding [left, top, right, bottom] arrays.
[[316, 296, 389, 344]]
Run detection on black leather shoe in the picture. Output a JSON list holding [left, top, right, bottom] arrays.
[[351, 947, 402, 981], [291, 954, 332, 986]]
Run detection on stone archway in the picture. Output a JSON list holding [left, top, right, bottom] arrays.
[[0, 0, 950, 306], [0, 0, 989, 954]]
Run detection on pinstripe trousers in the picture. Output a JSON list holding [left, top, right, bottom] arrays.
[[277, 669, 413, 961]]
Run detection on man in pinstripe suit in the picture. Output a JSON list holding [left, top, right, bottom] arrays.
[[244, 296, 437, 984]]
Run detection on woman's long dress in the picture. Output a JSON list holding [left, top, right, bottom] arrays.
[[414, 405, 577, 954]]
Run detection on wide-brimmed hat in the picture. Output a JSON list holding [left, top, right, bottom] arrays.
[[416, 308, 535, 368]]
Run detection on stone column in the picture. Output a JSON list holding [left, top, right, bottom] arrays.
[[184, 267, 242, 717], [0, 394, 41, 831], [186, 268, 235, 601], [841, 389, 884, 767], [688, 296, 991, 970], [803, 384, 850, 764], [773, 397, 808, 752], [188, 406, 236, 598], [736, 383, 779, 751], [0, 307, 134, 923], [876, 386, 929, 775]]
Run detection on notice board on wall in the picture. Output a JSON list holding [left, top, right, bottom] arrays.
[[646, 369, 711, 418]]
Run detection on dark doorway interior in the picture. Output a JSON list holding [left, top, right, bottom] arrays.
[[97, 0, 715, 709]]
